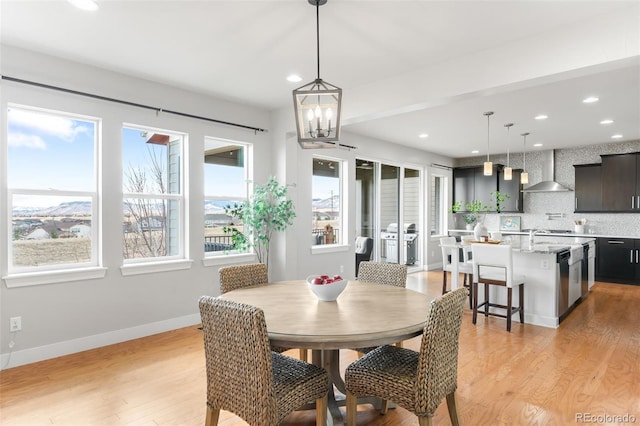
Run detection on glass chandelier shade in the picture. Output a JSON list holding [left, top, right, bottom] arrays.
[[521, 132, 530, 184], [293, 0, 342, 149], [504, 123, 513, 181], [483, 111, 494, 176]]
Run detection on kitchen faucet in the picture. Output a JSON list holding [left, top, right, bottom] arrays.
[[529, 229, 550, 245]]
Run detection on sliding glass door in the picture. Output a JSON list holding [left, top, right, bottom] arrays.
[[356, 158, 422, 268]]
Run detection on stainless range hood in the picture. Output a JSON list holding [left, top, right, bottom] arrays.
[[522, 150, 572, 192]]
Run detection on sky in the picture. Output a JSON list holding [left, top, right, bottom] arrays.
[[8, 106, 338, 210]]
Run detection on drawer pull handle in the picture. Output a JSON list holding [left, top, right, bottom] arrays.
[[607, 241, 625, 244]]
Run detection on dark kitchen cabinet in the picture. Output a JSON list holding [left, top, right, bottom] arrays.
[[453, 167, 475, 209], [574, 163, 602, 212], [453, 165, 523, 212], [474, 167, 500, 209], [498, 168, 523, 213], [601, 153, 640, 211], [596, 238, 640, 285]]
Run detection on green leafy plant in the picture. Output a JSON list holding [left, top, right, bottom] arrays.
[[490, 190, 511, 213], [223, 177, 296, 273], [449, 200, 490, 225]]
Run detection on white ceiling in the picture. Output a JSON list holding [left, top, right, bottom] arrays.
[[1, 0, 639, 158]]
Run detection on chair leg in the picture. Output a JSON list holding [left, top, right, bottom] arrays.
[[380, 399, 389, 415], [299, 348, 307, 362], [472, 282, 478, 325], [205, 406, 219, 426], [467, 277, 473, 310], [346, 391, 357, 426], [442, 271, 447, 295], [507, 287, 513, 332], [446, 392, 460, 426], [519, 284, 525, 323], [484, 284, 490, 317], [316, 395, 328, 426], [394, 341, 403, 348], [418, 416, 433, 426]]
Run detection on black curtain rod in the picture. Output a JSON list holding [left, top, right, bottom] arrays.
[[1, 75, 268, 134]]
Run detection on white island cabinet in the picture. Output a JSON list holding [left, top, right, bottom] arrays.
[[452, 235, 596, 329]]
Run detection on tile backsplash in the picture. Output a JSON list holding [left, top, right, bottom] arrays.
[[454, 140, 640, 237]]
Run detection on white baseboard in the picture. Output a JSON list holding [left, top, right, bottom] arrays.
[[0, 313, 201, 370]]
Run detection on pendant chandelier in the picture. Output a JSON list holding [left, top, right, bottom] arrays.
[[503, 123, 513, 181], [292, 0, 342, 149], [483, 111, 494, 176], [521, 132, 530, 184]]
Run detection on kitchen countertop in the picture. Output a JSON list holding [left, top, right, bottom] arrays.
[[504, 235, 596, 254], [449, 229, 634, 239]]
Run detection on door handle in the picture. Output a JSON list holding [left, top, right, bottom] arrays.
[[575, 198, 578, 210], [631, 250, 634, 264], [634, 196, 636, 209], [636, 249, 639, 264]]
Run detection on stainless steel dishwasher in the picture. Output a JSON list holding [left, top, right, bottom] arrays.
[[556, 249, 571, 321]]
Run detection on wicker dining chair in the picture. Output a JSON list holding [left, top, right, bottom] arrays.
[[199, 296, 329, 426], [355, 261, 408, 354], [218, 263, 307, 360], [219, 263, 269, 294], [356, 261, 407, 287], [345, 287, 468, 426]]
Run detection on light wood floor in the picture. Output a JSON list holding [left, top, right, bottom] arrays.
[[1, 271, 639, 425]]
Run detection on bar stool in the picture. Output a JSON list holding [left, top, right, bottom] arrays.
[[471, 244, 525, 332], [440, 236, 473, 309]]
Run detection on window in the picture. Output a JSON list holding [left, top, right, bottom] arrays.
[[122, 125, 185, 262], [312, 156, 343, 246], [7, 105, 100, 273], [203, 137, 251, 256], [430, 174, 446, 236]]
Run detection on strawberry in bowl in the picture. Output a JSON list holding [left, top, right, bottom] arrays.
[[306, 274, 347, 301]]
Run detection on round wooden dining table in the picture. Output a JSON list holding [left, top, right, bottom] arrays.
[[218, 279, 432, 425]]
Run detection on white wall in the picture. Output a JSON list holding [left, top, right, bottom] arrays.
[[0, 46, 273, 368], [0, 46, 454, 368]]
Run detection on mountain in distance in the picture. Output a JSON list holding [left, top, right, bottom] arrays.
[[13, 201, 92, 217], [312, 195, 339, 211], [13, 197, 337, 216]]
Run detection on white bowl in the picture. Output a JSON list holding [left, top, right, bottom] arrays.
[[306, 275, 347, 302]]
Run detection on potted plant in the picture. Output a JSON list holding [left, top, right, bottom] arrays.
[[450, 200, 489, 230], [223, 177, 296, 275]]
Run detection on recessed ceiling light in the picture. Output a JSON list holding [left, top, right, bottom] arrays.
[[583, 96, 599, 104], [471, 150, 479, 154], [67, 0, 98, 11], [533, 143, 543, 147], [418, 133, 429, 139], [611, 134, 623, 139], [600, 119, 614, 125], [534, 114, 548, 120], [286, 74, 302, 83]]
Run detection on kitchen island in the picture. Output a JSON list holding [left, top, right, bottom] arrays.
[[444, 233, 596, 328]]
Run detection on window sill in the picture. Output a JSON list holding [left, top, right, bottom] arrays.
[[202, 253, 257, 268], [311, 244, 350, 255], [120, 259, 193, 276], [3, 267, 108, 288]]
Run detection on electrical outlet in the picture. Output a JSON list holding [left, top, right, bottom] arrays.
[[339, 265, 344, 273], [540, 259, 549, 270], [10, 316, 22, 332]]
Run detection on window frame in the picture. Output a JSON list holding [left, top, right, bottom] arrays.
[[430, 173, 448, 238], [4, 104, 103, 282], [202, 136, 253, 259], [311, 154, 347, 251], [120, 123, 187, 267]]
